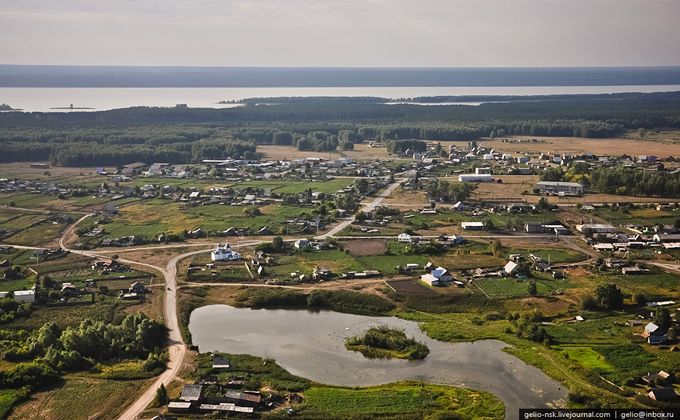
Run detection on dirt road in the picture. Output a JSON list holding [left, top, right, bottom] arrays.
[[316, 181, 401, 239]]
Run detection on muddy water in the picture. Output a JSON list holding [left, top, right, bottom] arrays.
[[190, 305, 567, 418]]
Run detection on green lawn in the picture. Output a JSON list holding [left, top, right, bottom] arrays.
[[561, 347, 614, 372]]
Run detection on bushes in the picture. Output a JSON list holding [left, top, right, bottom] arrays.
[[233, 288, 395, 315], [307, 290, 395, 315], [0, 362, 59, 390]]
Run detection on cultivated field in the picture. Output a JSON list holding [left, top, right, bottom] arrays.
[[258, 143, 391, 161], [484, 135, 680, 158], [341, 239, 386, 255]]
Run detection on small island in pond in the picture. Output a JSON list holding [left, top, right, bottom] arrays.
[[345, 325, 430, 360]]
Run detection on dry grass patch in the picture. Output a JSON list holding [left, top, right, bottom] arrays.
[[485, 135, 680, 157], [381, 189, 428, 206]]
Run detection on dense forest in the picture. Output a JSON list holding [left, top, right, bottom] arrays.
[[1, 92, 679, 166]]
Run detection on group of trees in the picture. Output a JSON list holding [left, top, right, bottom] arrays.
[[0, 294, 30, 324], [424, 179, 476, 203], [3, 314, 166, 372], [542, 163, 680, 198], [589, 167, 680, 197]]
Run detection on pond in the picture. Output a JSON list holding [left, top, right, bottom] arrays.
[[190, 305, 567, 417]]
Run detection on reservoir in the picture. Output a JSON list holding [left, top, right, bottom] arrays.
[[190, 305, 567, 417], [2, 85, 680, 112]]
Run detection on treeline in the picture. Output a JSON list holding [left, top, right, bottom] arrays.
[[589, 167, 680, 197], [541, 164, 680, 197], [1, 92, 680, 166]]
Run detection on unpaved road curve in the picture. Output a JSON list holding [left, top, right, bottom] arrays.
[[54, 214, 206, 420], [116, 248, 210, 420]]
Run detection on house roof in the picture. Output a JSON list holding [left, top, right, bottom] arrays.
[[504, 261, 518, 273], [421, 274, 438, 283], [649, 388, 678, 400], [225, 390, 261, 403], [645, 323, 660, 334], [213, 356, 230, 369], [180, 384, 203, 401]]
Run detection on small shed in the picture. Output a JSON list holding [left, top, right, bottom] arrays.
[[168, 401, 192, 412], [180, 384, 204, 402], [103, 204, 118, 215], [213, 356, 231, 369]]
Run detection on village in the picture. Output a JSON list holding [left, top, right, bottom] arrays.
[[4, 133, 680, 419]]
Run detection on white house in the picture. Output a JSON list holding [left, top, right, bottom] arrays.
[[504, 261, 518, 275], [452, 201, 467, 211], [294, 239, 311, 248], [397, 233, 411, 243], [211, 243, 242, 261], [421, 274, 440, 286], [430, 267, 453, 284]]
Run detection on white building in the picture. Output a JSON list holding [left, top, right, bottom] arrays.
[[421, 274, 440, 286], [0, 290, 35, 303], [211, 243, 242, 261], [458, 174, 494, 182], [461, 222, 485, 230], [536, 181, 583, 196], [577, 223, 617, 234]]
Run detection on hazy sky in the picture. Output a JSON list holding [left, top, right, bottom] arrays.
[[1, 0, 679, 67]]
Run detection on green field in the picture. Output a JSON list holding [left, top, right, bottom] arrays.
[[89, 201, 322, 240], [588, 206, 679, 228], [5, 377, 148, 420], [0, 192, 56, 208], [474, 278, 552, 297], [305, 386, 423, 414], [4, 223, 68, 247], [126, 177, 356, 195], [561, 347, 614, 372], [305, 382, 504, 419], [545, 315, 631, 346]]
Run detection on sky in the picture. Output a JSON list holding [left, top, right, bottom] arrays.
[[1, 0, 679, 67]]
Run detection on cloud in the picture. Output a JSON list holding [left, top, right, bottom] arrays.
[[1, 0, 679, 66]]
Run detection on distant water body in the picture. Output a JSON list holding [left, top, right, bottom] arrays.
[[2, 85, 680, 112], [2, 66, 680, 87]]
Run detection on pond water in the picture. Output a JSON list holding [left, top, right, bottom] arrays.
[[190, 305, 567, 417]]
